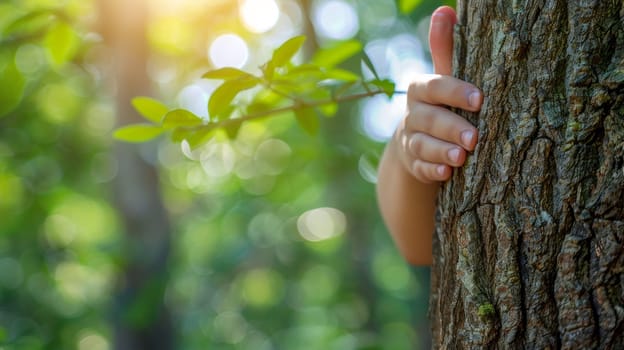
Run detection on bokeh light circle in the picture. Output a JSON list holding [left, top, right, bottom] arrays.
[[240, 0, 280, 33], [313, 0, 359, 40], [297, 207, 347, 242], [209, 33, 249, 68]]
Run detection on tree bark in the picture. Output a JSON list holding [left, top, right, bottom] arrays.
[[429, 0, 624, 349]]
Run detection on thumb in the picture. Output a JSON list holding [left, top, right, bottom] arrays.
[[429, 6, 457, 76]]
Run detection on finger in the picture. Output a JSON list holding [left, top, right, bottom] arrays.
[[405, 102, 478, 150], [408, 75, 483, 112], [411, 159, 452, 183], [429, 6, 456, 75], [406, 132, 467, 167]]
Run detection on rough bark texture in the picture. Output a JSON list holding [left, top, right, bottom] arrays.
[[429, 0, 624, 349]]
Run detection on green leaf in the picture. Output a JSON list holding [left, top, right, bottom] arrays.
[[44, 21, 78, 66], [249, 89, 284, 109], [0, 58, 25, 117], [294, 108, 319, 135], [369, 79, 396, 98], [271, 35, 306, 67], [262, 60, 275, 81], [287, 63, 322, 75], [208, 77, 259, 121], [361, 52, 379, 80], [222, 119, 243, 139], [132, 97, 169, 123], [162, 109, 203, 128], [277, 64, 324, 88], [170, 128, 191, 142], [114, 124, 164, 142], [399, 0, 423, 14], [312, 40, 362, 67], [318, 103, 338, 117], [202, 67, 254, 81], [3, 9, 56, 37], [171, 126, 215, 148], [323, 68, 360, 82]]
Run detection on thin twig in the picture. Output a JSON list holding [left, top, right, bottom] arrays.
[[195, 88, 406, 130]]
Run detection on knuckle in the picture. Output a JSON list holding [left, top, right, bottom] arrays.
[[396, 132, 414, 164], [451, 83, 467, 100], [408, 133, 425, 158], [411, 161, 428, 183], [424, 76, 443, 100], [412, 160, 434, 184], [417, 110, 435, 133], [406, 104, 435, 133], [408, 76, 434, 102], [407, 82, 418, 99], [406, 102, 422, 119], [394, 117, 408, 137]]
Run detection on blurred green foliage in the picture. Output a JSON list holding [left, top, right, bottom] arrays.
[[0, 1, 117, 349], [0, 0, 450, 349]]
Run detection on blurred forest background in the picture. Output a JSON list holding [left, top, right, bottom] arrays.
[[0, 0, 451, 349]]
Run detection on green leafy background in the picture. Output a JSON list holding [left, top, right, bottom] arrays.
[[0, 0, 452, 349]]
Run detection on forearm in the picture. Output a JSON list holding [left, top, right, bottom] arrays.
[[376, 138, 438, 266]]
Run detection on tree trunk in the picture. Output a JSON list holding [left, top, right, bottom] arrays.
[[97, 1, 174, 349], [429, 1, 624, 348]]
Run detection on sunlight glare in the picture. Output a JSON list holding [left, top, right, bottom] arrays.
[[209, 33, 249, 69], [200, 141, 237, 178], [361, 95, 406, 142], [178, 82, 215, 119], [313, 0, 359, 40], [360, 34, 430, 142], [240, 0, 280, 33]]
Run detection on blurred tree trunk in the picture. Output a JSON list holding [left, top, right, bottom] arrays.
[[430, 0, 624, 348], [97, 1, 174, 349]]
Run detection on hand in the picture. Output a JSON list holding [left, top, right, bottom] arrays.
[[393, 6, 482, 184]]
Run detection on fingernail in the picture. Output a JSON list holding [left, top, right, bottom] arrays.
[[431, 12, 452, 29], [461, 130, 475, 148], [437, 165, 446, 177], [468, 91, 481, 108], [432, 12, 450, 20], [448, 148, 461, 163]]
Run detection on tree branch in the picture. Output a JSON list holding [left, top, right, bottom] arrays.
[[199, 88, 406, 129]]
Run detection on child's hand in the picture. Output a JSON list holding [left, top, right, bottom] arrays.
[[393, 6, 482, 184], [376, 6, 478, 265]]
